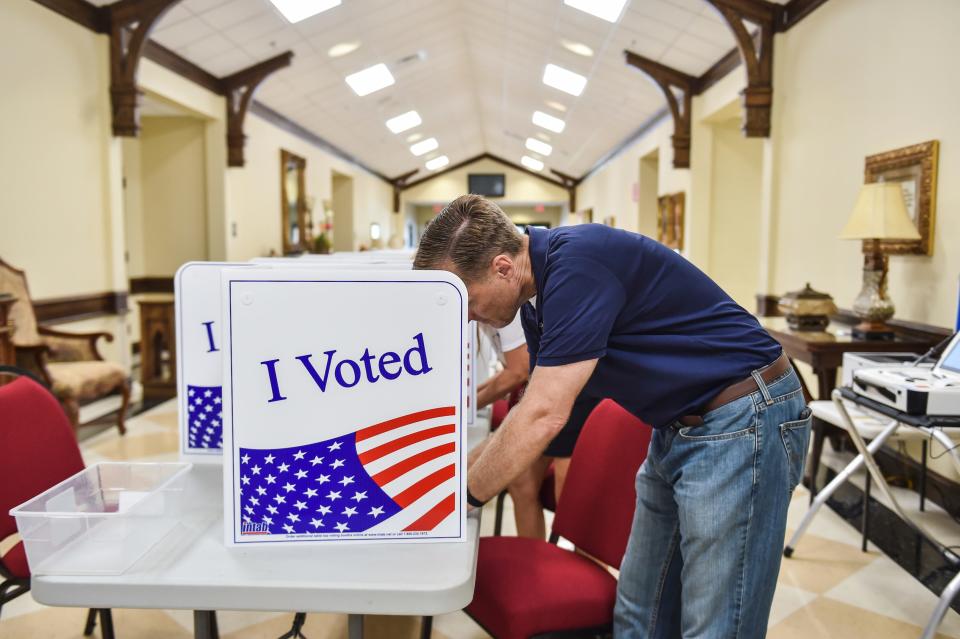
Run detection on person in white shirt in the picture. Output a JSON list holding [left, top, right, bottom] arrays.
[[476, 312, 598, 539], [476, 312, 529, 409]]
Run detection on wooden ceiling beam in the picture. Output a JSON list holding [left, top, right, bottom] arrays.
[[624, 50, 697, 169], [703, 0, 782, 137], [106, 0, 181, 136], [222, 52, 293, 167]]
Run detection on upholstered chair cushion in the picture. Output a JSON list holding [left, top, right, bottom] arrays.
[[47, 361, 126, 401], [0, 264, 39, 345]]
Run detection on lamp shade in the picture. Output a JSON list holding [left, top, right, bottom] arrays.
[[839, 182, 921, 240]]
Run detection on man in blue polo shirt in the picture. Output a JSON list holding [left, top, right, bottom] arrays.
[[414, 195, 811, 637]]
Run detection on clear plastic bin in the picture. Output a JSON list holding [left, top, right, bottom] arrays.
[[9, 462, 192, 575]]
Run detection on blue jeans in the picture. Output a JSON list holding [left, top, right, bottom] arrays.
[[614, 366, 811, 638]]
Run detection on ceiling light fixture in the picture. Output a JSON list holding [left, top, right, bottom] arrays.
[[406, 132, 423, 143], [532, 110, 566, 133], [546, 100, 567, 112], [561, 39, 594, 57], [543, 64, 587, 97], [425, 155, 450, 171], [521, 156, 544, 171], [345, 63, 395, 96], [385, 110, 422, 134], [410, 138, 439, 156], [327, 41, 360, 58], [269, 0, 340, 24], [525, 138, 553, 156], [563, 0, 628, 23]]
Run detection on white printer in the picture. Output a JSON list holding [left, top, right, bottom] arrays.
[[851, 332, 960, 416]]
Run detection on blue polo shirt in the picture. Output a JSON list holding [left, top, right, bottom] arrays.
[[519, 225, 782, 428]]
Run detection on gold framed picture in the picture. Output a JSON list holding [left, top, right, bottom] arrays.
[[657, 192, 685, 251], [864, 140, 939, 256]]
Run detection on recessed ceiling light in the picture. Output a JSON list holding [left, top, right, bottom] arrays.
[[546, 100, 567, 112], [525, 138, 553, 156], [327, 41, 360, 58], [269, 0, 340, 24], [521, 156, 544, 171], [385, 110, 421, 134], [543, 64, 587, 97], [345, 63, 395, 97], [406, 132, 422, 143], [533, 110, 566, 133], [425, 155, 450, 171], [561, 39, 594, 57], [410, 137, 439, 156], [563, 0, 628, 23]]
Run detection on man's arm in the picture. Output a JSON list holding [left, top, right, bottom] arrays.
[[476, 344, 529, 409], [467, 358, 597, 504]]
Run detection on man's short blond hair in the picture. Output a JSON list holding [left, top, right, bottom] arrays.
[[413, 194, 523, 282]]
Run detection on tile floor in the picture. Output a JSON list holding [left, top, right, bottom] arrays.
[[3, 399, 960, 638]]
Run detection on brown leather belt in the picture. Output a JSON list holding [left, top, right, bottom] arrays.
[[677, 353, 791, 427]]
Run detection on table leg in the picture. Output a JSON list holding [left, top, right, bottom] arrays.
[[808, 417, 827, 504], [816, 367, 838, 400], [784, 414, 901, 558], [348, 614, 364, 639], [194, 610, 219, 639], [922, 569, 960, 639]]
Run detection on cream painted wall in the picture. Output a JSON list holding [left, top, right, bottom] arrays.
[[708, 119, 764, 310], [0, 0, 118, 299], [225, 112, 393, 259], [769, 0, 960, 329], [402, 158, 569, 204], [139, 116, 209, 274]]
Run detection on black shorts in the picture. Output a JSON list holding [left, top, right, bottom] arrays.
[[544, 396, 601, 458]]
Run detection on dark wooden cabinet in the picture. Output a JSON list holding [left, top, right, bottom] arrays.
[[0, 294, 16, 381], [138, 296, 176, 400]]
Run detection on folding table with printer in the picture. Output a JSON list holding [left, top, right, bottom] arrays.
[[784, 331, 960, 639]]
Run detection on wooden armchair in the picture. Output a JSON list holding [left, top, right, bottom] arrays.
[[0, 258, 129, 435]]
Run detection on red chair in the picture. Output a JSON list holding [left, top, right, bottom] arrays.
[[467, 399, 653, 639], [0, 367, 116, 638]]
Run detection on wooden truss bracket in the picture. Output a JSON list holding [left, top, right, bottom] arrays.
[[704, 0, 781, 137], [550, 169, 582, 212], [388, 170, 419, 213], [624, 51, 697, 169], [107, 0, 181, 136], [223, 52, 294, 167]]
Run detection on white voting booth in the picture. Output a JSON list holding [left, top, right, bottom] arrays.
[[174, 254, 473, 545]]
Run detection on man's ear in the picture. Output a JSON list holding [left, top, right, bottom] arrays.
[[491, 254, 513, 279]]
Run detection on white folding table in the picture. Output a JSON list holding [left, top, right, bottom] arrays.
[[31, 422, 491, 639]]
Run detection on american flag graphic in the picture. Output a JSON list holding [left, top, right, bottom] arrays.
[[237, 406, 459, 536], [187, 385, 223, 450]]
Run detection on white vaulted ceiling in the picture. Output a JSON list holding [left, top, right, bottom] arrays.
[[92, 0, 788, 178]]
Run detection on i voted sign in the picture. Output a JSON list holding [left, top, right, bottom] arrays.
[[221, 268, 468, 545], [175, 262, 256, 460]]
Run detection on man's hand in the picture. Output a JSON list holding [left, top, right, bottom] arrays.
[[467, 358, 597, 503]]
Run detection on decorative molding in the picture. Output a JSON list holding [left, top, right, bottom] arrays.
[[624, 51, 697, 169], [222, 52, 293, 167], [129, 276, 173, 294], [142, 40, 222, 95], [400, 153, 567, 192], [388, 170, 419, 213], [550, 169, 581, 212], [106, 0, 181, 136], [247, 102, 392, 185], [34, 291, 129, 324], [779, 0, 830, 31], [703, 0, 780, 137], [696, 42, 746, 94], [31, 0, 107, 32]]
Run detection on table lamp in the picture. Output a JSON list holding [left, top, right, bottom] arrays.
[[839, 182, 921, 340]]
